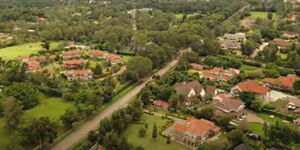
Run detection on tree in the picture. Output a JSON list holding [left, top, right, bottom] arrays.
[[124, 56, 153, 81], [267, 12, 273, 20], [152, 123, 157, 138], [138, 128, 146, 137], [3, 98, 23, 131], [239, 91, 256, 107], [60, 108, 79, 129], [195, 105, 214, 120], [23, 117, 58, 147], [92, 63, 102, 75], [41, 41, 50, 50], [166, 136, 171, 144], [241, 40, 256, 56], [135, 146, 145, 150], [293, 80, 300, 91], [228, 129, 244, 146], [4, 82, 40, 109]]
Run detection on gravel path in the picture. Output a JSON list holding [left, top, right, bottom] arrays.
[[51, 56, 180, 150]]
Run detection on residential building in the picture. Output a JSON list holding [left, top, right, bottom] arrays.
[[272, 38, 292, 49], [27, 61, 42, 73], [172, 117, 220, 147], [63, 59, 85, 69], [0, 32, 11, 40], [106, 54, 123, 65], [189, 63, 207, 70], [67, 69, 93, 81], [49, 55, 57, 61], [203, 67, 240, 82], [287, 98, 300, 113], [18, 55, 30, 63], [89, 50, 109, 59], [204, 85, 218, 98], [231, 80, 270, 99], [220, 32, 246, 49], [263, 74, 299, 90], [153, 100, 170, 110], [282, 31, 299, 39], [61, 50, 82, 59], [174, 80, 205, 103], [212, 93, 246, 120]]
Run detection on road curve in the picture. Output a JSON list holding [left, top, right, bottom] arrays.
[[51, 57, 179, 150]]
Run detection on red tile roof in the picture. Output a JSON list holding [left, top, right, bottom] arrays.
[[214, 93, 231, 101], [189, 63, 207, 70], [63, 59, 85, 65], [174, 117, 219, 136], [38, 56, 47, 61], [68, 42, 76, 46], [68, 69, 92, 75], [236, 80, 269, 95], [62, 50, 81, 56], [28, 61, 40, 67], [204, 67, 240, 81], [288, 98, 300, 107], [49, 55, 57, 59], [153, 100, 170, 107], [263, 74, 299, 88], [106, 54, 121, 61]]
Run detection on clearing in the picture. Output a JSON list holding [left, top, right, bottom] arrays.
[[249, 11, 278, 20], [0, 41, 62, 60], [248, 122, 265, 136], [122, 113, 191, 150]]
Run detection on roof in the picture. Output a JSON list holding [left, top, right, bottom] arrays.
[[38, 17, 47, 21], [223, 33, 246, 40], [28, 61, 40, 67], [282, 31, 299, 37], [49, 55, 57, 59], [68, 69, 92, 75], [189, 63, 207, 70], [174, 80, 202, 96], [213, 97, 244, 113], [38, 56, 47, 61], [174, 117, 219, 136], [234, 144, 255, 150], [236, 80, 269, 95], [89, 50, 109, 56], [288, 98, 300, 107], [153, 100, 170, 107], [19, 55, 30, 60], [263, 74, 299, 88], [62, 50, 81, 56], [203, 67, 240, 81], [107, 54, 122, 61], [64, 59, 85, 65], [272, 38, 292, 47], [214, 93, 231, 101], [205, 86, 217, 95]]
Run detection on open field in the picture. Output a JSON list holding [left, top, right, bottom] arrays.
[[122, 114, 191, 150], [175, 13, 198, 19], [256, 112, 292, 125], [249, 11, 278, 20], [0, 41, 62, 60], [248, 122, 265, 136], [120, 55, 133, 63], [240, 64, 262, 74]]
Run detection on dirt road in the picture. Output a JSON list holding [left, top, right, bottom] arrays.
[[250, 42, 269, 59], [51, 57, 179, 150]]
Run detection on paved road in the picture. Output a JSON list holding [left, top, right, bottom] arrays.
[[250, 42, 269, 59], [51, 56, 180, 150]]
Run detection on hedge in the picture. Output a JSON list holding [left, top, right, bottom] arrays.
[[261, 107, 296, 122]]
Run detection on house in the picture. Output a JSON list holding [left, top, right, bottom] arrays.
[[89, 50, 109, 59], [231, 80, 270, 99], [0, 32, 11, 40], [287, 98, 300, 112], [106, 54, 123, 65], [282, 31, 299, 39], [172, 117, 220, 147], [279, 14, 298, 22], [27, 61, 42, 73], [153, 100, 170, 110], [204, 86, 218, 98], [49, 55, 57, 61], [220, 33, 246, 49], [61, 50, 82, 59], [272, 38, 292, 49], [203, 67, 240, 82], [293, 118, 300, 126], [18, 55, 31, 63], [189, 63, 207, 70], [38, 17, 47, 22], [240, 18, 255, 28], [262, 74, 299, 90], [233, 144, 255, 150], [67, 69, 93, 81], [63, 59, 85, 69], [38, 56, 47, 62], [212, 93, 247, 120]]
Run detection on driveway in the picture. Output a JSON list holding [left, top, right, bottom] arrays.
[[246, 109, 264, 124], [51, 53, 183, 150], [250, 42, 269, 59]]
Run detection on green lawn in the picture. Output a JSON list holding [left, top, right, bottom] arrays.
[[0, 118, 19, 150], [0, 41, 62, 60], [249, 11, 278, 20], [122, 114, 191, 150], [248, 122, 265, 136], [175, 13, 198, 19], [24, 96, 74, 121], [240, 64, 262, 74], [256, 112, 292, 125], [120, 55, 133, 63]]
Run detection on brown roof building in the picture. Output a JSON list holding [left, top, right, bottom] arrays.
[[272, 38, 292, 48]]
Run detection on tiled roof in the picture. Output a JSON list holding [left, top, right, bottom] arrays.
[[89, 50, 109, 56], [174, 117, 219, 136], [49, 55, 57, 59], [213, 95, 244, 113], [273, 38, 292, 47], [203, 67, 240, 81], [107, 54, 121, 60], [64, 59, 85, 65], [189, 63, 207, 70], [174, 80, 202, 96], [236, 80, 269, 95], [263, 74, 299, 88], [68, 69, 92, 75], [205, 86, 217, 95], [62, 50, 81, 55], [153, 100, 170, 107], [288, 98, 300, 107], [28, 61, 40, 67]]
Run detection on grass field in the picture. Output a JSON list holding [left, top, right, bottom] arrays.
[[256, 112, 292, 125], [0, 41, 62, 60], [24, 96, 74, 121], [122, 114, 191, 150], [240, 64, 262, 74], [249, 11, 278, 20], [248, 122, 265, 136], [175, 13, 198, 19], [120, 55, 133, 63]]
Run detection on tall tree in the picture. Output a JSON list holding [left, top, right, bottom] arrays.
[[3, 98, 23, 131], [152, 123, 157, 138]]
